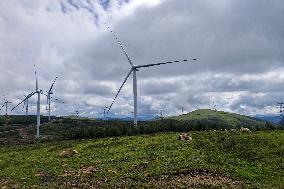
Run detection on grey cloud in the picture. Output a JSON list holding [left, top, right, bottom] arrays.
[[81, 81, 114, 96], [140, 79, 181, 95]]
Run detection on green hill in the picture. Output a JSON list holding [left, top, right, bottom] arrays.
[[168, 109, 269, 130]]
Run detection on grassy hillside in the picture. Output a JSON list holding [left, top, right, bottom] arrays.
[[169, 109, 269, 130], [0, 131, 283, 188]]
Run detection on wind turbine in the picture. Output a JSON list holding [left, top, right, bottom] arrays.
[[75, 110, 79, 117], [45, 77, 57, 122], [160, 109, 163, 120], [41, 90, 64, 121], [212, 100, 217, 111], [11, 65, 42, 138], [101, 106, 108, 120], [106, 25, 196, 125], [0, 97, 12, 116]]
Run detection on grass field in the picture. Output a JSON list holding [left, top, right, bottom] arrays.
[[0, 130, 283, 188]]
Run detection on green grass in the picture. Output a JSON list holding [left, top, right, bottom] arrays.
[[0, 131, 283, 188]]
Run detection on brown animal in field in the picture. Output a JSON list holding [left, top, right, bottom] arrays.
[[240, 127, 250, 132], [178, 133, 192, 141], [59, 149, 78, 158]]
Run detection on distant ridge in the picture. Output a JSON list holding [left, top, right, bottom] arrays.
[[254, 115, 280, 124]]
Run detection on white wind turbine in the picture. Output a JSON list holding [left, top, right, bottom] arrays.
[[106, 25, 196, 125], [11, 65, 42, 138], [0, 95, 12, 116], [45, 77, 57, 122]]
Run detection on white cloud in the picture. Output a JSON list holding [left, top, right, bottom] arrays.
[[0, 0, 283, 118]]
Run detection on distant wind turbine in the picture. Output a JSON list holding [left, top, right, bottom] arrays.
[[101, 106, 108, 120], [0, 95, 12, 115], [160, 109, 163, 119], [41, 90, 64, 121], [45, 77, 57, 122], [106, 24, 196, 125]]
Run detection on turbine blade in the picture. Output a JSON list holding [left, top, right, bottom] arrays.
[[107, 69, 133, 114], [105, 23, 134, 67], [49, 76, 57, 93], [11, 98, 27, 112], [135, 59, 195, 68], [22, 99, 26, 109], [11, 92, 36, 111], [34, 64, 38, 91], [27, 92, 36, 98]]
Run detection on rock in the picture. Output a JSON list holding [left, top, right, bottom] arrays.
[[59, 149, 78, 158], [179, 133, 192, 141], [240, 127, 250, 132]]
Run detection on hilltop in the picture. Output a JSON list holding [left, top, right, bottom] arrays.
[[168, 109, 270, 130]]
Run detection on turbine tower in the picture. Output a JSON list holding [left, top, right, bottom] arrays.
[[35, 66, 41, 138], [106, 24, 196, 125]]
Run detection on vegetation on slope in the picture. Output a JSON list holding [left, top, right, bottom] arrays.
[[0, 115, 52, 127], [0, 109, 279, 144], [0, 131, 283, 188], [36, 109, 276, 141]]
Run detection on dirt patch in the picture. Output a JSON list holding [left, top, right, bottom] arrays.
[[149, 171, 243, 189], [57, 165, 106, 189], [0, 178, 21, 189]]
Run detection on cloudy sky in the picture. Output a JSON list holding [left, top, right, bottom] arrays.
[[0, 0, 283, 118]]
